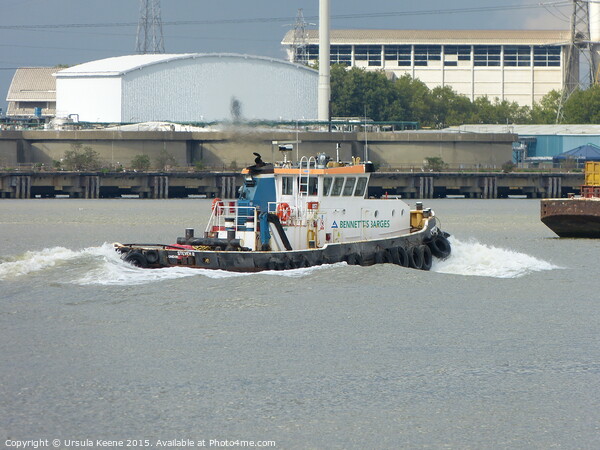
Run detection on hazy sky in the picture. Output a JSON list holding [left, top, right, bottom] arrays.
[[1, 0, 569, 113]]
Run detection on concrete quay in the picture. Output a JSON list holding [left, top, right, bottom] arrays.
[[0, 170, 583, 199]]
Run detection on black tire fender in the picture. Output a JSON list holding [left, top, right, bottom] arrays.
[[408, 246, 423, 270], [420, 244, 433, 271], [429, 235, 451, 259], [347, 253, 363, 266], [123, 251, 148, 268], [144, 250, 159, 264]]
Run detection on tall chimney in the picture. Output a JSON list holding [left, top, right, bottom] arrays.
[[318, 0, 330, 121], [590, 1, 600, 83]]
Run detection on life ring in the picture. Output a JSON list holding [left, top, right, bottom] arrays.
[[123, 251, 148, 268], [428, 235, 451, 259], [276, 202, 291, 223], [211, 197, 224, 215], [420, 245, 433, 271]]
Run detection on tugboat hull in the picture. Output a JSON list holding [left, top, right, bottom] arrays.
[[541, 198, 600, 238], [115, 217, 450, 272]]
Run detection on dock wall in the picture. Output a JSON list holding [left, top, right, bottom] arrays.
[[0, 171, 583, 199], [0, 128, 515, 170]]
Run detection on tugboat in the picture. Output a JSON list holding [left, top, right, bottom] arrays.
[[541, 161, 600, 238], [114, 150, 451, 271]]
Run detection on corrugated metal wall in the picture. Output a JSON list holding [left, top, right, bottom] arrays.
[[528, 135, 600, 157], [121, 55, 318, 122]]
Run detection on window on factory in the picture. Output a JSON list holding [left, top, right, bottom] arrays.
[[533, 46, 561, 67], [443, 45, 471, 66], [355, 45, 382, 66], [473, 45, 501, 66], [305, 45, 319, 61], [504, 45, 531, 66], [414, 45, 441, 66], [330, 45, 352, 65], [384, 45, 412, 66]]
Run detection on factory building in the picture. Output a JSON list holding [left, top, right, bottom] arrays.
[[5, 67, 57, 118], [282, 29, 570, 107], [53, 53, 318, 123], [447, 124, 600, 166]]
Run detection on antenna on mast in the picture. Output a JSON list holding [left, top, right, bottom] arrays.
[[136, 0, 165, 54]]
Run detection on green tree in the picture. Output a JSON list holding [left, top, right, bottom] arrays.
[[155, 149, 176, 170], [63, 143, 101, 171], [562, 85, 600, 123], [130, 154, 151, 171], [423, 156, 447, 171], [531, 90, 560, 124]]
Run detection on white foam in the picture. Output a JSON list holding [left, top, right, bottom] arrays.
[[0, 246, 83, 279], [432, 236, 560, 278]]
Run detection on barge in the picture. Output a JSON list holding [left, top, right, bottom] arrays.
[[541, 162, 600, 238]]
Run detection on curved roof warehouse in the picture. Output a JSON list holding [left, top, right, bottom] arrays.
[[54, 53, 318, 123]]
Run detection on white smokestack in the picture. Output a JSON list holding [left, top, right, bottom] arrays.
[[591, 1, 600, 82], [318, 0, 330, 121]]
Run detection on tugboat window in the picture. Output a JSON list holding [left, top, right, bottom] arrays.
[[323, 176, 333, 196], [354, 177, 368, 196], [343, 177, 356, 196], [309, 178, 318, 195], [331, 177, 345, 196], [282, 176, 293, 195], [298, 177, 317, 195]]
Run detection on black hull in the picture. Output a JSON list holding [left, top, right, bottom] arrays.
[[541, 198, 600, 238], [116, 218, 450, 272], [541, 215, 600, 238]]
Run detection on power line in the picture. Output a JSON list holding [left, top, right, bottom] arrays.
[[0, 2, 572, 31]]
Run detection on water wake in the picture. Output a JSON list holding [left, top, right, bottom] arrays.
[[0, 243, 330, 285], [0, 237, 558, 285], [0, 246, 83, 279], [432, 236, 559, 278]]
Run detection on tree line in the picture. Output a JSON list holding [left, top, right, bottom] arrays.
[[329, 64, 600, 127]]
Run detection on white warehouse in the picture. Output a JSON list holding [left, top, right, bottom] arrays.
[[282, 29, 570, 107], [54, 53, 318, 123]]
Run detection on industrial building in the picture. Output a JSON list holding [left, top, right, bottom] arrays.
[[282, 29, 570, 107], [447, 124, 600, 165], [5, 67, 57, 118], [53, 53, 318, 123]]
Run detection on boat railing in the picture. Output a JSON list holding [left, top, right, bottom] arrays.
[[205, 200, 258, 235]]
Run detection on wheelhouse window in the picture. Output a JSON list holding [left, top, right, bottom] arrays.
[[331, 177, 345, 196], [299, 177, 318, 195], [342, 177, 356, 196], [282, 176, 293, 195], [354, 177, 368, 197], [323, 176, 333, 196]]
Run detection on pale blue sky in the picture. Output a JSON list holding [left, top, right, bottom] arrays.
[[0, 0, 569, 113]]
